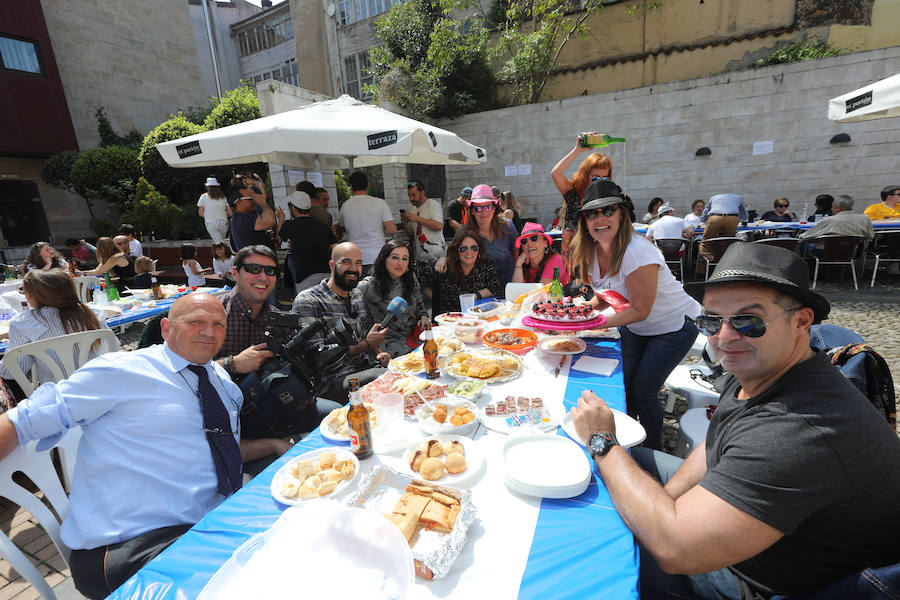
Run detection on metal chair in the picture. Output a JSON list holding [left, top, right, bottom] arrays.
[[699, 237, 742, 280], [73, 276, 101, 303], [1, 328, 119, 396], [807, 235, 866, 291], [753, 237, 802, 254], [0, 429, 80, 600], [868, 230, 900, 287], [653, 238, 688, 282]]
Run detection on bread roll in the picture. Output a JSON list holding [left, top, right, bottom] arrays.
[[445, 452, 467, 474], [420, 457, 445, 481], [423, 439, 443, 457], [409, 450, 426, 472], [318, 452, 336, 469], [445, 441, 465, 456]]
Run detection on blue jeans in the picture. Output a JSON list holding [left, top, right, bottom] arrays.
[[619, 316, 698, 450], [632, 448, 743, 600]]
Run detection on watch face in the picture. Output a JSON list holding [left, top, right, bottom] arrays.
[[589, 433, 617, 457]]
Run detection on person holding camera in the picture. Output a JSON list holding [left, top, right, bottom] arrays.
[[293, 242, 391, 402], [227, 174, 276, 252], [215, 245, 340, 473]]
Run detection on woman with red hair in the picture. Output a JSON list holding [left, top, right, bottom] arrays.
[[550, 134, 613, 260]]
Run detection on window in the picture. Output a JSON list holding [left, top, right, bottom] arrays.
[[272, 67, 281, 79], [276, 59, 299, 87], [234, 13, 293, 57], [0, 35, 42, 75], [343, 52, 372, 100], [337, 0, 396, 26]]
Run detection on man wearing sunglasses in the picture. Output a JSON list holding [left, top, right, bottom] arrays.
[[572, 243, 900, 599], [227, 176, 276, 253]]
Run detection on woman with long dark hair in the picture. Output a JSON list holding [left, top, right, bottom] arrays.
[[569, 180, 699, 450], [0, 270, 118, 389], [642, 197, 665, 224], [511, 223, 568, 284], [23, 242, 69, 272], [79, 237, 132, 280], [432, 230, 502, 315], [357, 240, 428, 357]]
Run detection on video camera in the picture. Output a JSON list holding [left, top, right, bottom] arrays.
[[239, 308, 357, 438]]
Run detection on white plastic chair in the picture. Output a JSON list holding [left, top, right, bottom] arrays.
[[504, 282, 542, 302], [0, 429, 81, 600], [676, 407, 712, 458], [2, 329, 119, 396], [72, 276, 101, 304]]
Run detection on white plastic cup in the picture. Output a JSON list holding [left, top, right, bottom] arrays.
[[374, 392, 403, 434], [459, 293, 476, 312]]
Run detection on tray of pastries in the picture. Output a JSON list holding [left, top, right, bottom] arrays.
[[443, 347, 523, 384]]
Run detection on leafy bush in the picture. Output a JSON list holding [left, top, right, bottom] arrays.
[[121, 178, 184, 240], [138, 114, 206, 200], [756, 38, 844, 67], [335, 170, 351, 207], [203, 80, 261, 130], [70, 146, 141, 212], [95, 107, 143, 151], [41, 150, 80, 191], [89, 217, 116, 238]]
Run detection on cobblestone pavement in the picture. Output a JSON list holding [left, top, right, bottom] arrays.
[[4, 276, 898, 598]]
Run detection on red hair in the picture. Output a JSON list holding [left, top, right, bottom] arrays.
[[570, 153, 612, 199]]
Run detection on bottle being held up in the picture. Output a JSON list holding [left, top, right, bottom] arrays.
[[549, 266, 564, 302], [579, 133, 627, 149], [423, 320, 440, 380], [347, 378, 373, 459]]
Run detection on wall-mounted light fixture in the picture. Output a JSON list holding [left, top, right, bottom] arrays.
[[829, 133, 851, 144], [695, 147, 711, 157]]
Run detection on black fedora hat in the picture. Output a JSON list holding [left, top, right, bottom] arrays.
[[684, 242, 830, 323], [579, 178, 626, 212]]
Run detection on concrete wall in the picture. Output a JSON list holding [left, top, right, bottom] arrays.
[[442, 46, 900, 226], [188, 0, 261, 99], [41, 0, 207, 150], [290, 0, 336, 96]]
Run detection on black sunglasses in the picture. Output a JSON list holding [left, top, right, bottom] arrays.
[[776, 203, 789, 208], [519, 234, 543, 245], [583, 205, 619, 219], [458, 245, 479, 254], [694, 307, 798, 338], [238, 263, 277, 276]]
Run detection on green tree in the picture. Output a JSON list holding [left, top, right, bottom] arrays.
[[203, 80, 261, 130], [95, 107, 143, 150], [756, 37, 844, 67], [41, 150, 96, 217], [335, 170, 351, 207], [138, 114, 206, 201], [121, 178, 184, 240], [368, 0, 496, 120], [70, 146, 141, 212]]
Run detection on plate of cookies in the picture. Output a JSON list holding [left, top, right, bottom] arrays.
[[401, 435, 484, 487], [270, 448, 360, 506], [414, 398, 480, 436]]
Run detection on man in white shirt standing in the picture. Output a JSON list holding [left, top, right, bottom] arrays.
[[402, 180, 446, 265], [336, 171, 397, 274], [117, 224, 143, 257]]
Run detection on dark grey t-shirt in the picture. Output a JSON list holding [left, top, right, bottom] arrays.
[[701, 352, 900, 598]]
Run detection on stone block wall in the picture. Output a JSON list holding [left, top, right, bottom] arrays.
[[442, 46, 900, 226]]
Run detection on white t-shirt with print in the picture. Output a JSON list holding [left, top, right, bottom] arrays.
[[338, 194, 395, 264], [589, 234, 700, 336], [412, 198, 447, 263]]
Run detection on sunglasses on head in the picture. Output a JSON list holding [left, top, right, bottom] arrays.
[[238, 263, 277, 276], [583, 205, 619, 219], [519, 234, 543, 245], [406, 181, 421, 189], [471, 204, 495, 213], [693, 307, 799, 338], [458, 244, 479, 254]]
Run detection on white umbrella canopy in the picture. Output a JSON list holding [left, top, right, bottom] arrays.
[[828, 73, 900, 122], [156, 95, 486, 170]]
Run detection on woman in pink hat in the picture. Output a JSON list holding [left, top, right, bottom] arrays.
[[465, 184, 519, 286], [511, 223, 568, 284]]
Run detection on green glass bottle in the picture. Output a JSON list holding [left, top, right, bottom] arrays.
[[549, 267, 563, 302], [104, 273, 119, 302], [579, 133, 626, 148]]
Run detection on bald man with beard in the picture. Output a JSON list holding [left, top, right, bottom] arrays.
[[293, 242, 390, 402], [0, 294, 251, 599]]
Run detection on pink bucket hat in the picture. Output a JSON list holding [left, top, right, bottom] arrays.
[[515, 222, 553, 249], [469, 184, 498, 204]]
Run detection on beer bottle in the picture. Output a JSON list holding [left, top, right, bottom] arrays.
[[423, 321, 440, 380], [578, 133, 626, 148], [549, 267, 564, 302], [150, 273, 162, 300], [104, 273, 119, 302], [347, 378, 373, 459]]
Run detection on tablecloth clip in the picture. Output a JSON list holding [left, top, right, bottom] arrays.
[[232, 531, 266, 567]]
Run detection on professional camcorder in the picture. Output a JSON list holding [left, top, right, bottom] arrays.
[[239, 308, 356, 438]]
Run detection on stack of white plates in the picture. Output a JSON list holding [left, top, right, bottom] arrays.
[[502, 434, 591, 499]]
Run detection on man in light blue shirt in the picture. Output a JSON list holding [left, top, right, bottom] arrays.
[[699, 192, 749, 265], [0, 293, 244, 599]]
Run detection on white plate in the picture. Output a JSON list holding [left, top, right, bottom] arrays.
[[415, 398, 480, 436], [270, 448, 360, 506], [319, 404, 377, 443], [538, 336, 587, 355], [398, 434, 485, 487], [502, 434, 591, 499], [479, 403, 557, 435], [560, 409, 646, 448]]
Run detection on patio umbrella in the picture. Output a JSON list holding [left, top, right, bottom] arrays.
[[155, 95, 486, 170], [827, 73, 900, 122]]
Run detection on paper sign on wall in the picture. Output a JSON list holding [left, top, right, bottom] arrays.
[[287, 169, 305, 186], [306, 171, 324, 187], [752, 141, 774, 155], [517, 164, 532, 175], [504, 166, 518, 177]]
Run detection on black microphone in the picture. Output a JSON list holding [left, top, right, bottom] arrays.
[[379, 296, 408, 329]]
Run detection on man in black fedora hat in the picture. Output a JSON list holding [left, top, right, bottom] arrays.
[[572, 242, 900, 599]]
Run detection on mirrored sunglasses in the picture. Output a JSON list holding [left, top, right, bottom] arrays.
[[458, 245, 479, 254], [582, 205, 619, 219], [519, 234, 543, 245], [470, 204, 495, 213], [238, 263, 277, 276], [693, 307, 798, 338]]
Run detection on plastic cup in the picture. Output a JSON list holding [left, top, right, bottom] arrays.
[[459, 293, 476, 312], [374, 392, 403, 435]]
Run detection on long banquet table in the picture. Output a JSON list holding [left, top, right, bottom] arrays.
[[107, 334, 640, 599]]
